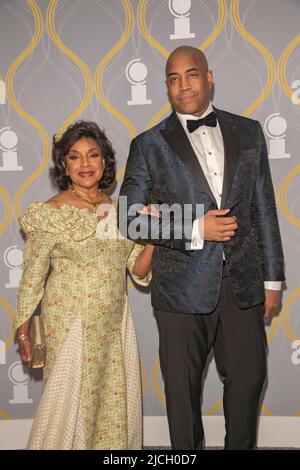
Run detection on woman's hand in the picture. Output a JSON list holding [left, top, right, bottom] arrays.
[[18, 336, 32, 364], [16, 318, 32, 365], [131, 244, 155, 278]]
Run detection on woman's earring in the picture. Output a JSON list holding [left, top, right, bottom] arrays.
[[64, 167, 71, 186]]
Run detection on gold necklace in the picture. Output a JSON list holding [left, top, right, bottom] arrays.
[[69, 184, 103, 210]]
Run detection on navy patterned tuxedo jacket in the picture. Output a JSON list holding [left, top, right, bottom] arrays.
[[119, 108, 284, 314]]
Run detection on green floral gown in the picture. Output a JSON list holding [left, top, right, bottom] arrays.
[[14, 200, 150, 450]]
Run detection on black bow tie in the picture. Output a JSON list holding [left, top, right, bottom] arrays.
[[186, 112, 217, 133]]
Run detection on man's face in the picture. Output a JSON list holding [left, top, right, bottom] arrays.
[[166, 52, 213, 116]]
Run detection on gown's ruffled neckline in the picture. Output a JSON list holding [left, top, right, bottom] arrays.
[[19, 200, 116, 242]]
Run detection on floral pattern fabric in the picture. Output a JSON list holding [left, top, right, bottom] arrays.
[[15, 200, 150, 449]]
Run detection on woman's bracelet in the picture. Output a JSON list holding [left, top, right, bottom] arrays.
[[17, 333, 29, 341]]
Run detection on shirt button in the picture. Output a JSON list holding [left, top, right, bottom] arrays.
[[214, 172, 217, 175], [203, 132, 206, 135], [208, 152, 212, 155]]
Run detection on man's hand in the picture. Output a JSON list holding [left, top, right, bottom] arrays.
[[264, 289, 281, 319], [198, 209, 238, 242]]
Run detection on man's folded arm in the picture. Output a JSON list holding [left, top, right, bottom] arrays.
[[119, 138, 199, 252]]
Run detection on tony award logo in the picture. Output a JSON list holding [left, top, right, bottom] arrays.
[[4, 245, 23, 288], [126, 59, 152, 106], [9, 361, 33, 404], [0, 79, 6, 105], [264, 113, 290, 160], [0, 127, 23, 171], [169, 0, 195, 40]]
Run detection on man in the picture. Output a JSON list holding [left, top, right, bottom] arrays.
[[119, 46, 284, 450]]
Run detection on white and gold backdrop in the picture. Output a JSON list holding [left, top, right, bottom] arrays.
[[0, 0, 300, 449]]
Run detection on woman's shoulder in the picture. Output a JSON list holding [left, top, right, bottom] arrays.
[[21, 193, 66, 216], [44, 193, 65, 208], [18, 201, 50, 235], [18, 197, 61, 234]]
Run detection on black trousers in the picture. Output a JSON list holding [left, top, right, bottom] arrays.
[[154, 268, 267, 450]]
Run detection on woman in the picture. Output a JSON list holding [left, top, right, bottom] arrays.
[[14, 121, 154, 450]]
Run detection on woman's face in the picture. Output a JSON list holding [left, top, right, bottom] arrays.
[[63, 137, 105, 190]]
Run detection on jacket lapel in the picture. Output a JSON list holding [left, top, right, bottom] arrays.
[[160, 112, 217, 205], [214, 109, 240, 209], [160, 110, 240, 209]]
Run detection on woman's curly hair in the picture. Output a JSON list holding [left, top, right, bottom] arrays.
[[50, 121, 116, 190]]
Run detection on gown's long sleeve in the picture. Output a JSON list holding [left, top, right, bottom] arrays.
[[14, 205, 57, 330]]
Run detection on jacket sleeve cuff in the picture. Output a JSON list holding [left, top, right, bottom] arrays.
[[190, 219, 204, 250]]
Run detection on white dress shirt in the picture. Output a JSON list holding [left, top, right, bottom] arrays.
[[176, 104, 281, 291]]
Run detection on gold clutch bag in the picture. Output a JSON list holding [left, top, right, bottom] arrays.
[[29, 315, 46, 369]]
